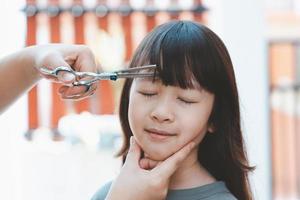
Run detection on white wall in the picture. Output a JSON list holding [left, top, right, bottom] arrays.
[[204, 0, 271, 199], [0, 1, 27, 200]]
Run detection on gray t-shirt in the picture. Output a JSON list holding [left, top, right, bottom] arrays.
[[91, 181, 237, 200]]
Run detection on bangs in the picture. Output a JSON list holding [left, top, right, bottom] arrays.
[[130, 20, 214, 91]]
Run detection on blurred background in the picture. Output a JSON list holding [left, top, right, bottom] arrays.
[[0, 0, 298, 199]]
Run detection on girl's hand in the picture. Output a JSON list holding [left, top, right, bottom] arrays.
[[106, 137, 195, 200]]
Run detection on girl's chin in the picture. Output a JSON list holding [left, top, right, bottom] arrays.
[[143, 149, 173, 161]]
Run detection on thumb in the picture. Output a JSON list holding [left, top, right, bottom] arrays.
[[38, 51, 76, 84], [55, 59, 76, 84], [124, 136, 142, 168], [57, 70, 76, 84]]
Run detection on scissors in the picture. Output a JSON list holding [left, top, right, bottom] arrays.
[[39, 64, 157, 97]]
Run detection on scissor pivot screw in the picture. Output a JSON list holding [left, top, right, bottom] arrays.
[[110, 75, 118, 81]]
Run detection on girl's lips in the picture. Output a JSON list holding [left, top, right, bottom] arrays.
[[144, 128, 176, 141]]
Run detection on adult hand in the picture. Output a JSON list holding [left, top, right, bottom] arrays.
[[32, 44, 100, 100], [0, 44, 100, 113], [106, 137, 195, 200]]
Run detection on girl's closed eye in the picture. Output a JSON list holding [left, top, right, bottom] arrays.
[[138, 91, 157, 98], [177, 97, 198, 105]]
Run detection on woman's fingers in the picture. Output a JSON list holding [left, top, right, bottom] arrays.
[[38, 44, 97, 74], [73, 45, 99, 73], [124, 137, 142, 168], [58, 85, 68, 93], [152, 141, 196, 179], [56, 71, 76, 83], [36, 49, 76, 84], [36, 44, 101, 98], [58, 76, 97, 100], [57, 74, 100, 100], [49, 56, 75, 84], [139, 158, 160, 170]]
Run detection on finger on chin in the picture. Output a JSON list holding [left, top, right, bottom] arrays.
[[139, 158, 159, 170]]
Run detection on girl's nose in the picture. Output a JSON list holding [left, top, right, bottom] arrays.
[[150, 100, 175, 123]]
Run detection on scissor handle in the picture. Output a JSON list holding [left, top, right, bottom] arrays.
[[39, 66, 76, 78]]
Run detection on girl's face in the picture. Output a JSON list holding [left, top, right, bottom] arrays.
[[128, 78, 215, 161]]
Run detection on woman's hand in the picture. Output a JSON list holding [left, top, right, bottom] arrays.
[[31, 44, 100, 100], [0, 44, 100, 113], [106, 137, 195, 200]]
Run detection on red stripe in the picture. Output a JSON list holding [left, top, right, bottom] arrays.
[[26, 0, 39, 130], [96, 0, 114, 115], [120, 0, 132, 62], [48, 0, 66, 129], [73, 0, 90, 113]]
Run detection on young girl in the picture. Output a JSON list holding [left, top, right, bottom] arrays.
[[92, 20, 254, 200]]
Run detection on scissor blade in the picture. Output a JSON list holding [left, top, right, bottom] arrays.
[[116, 72, 156, 79], [39, 66, 76, 78], [116, 64, 157, 73]]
